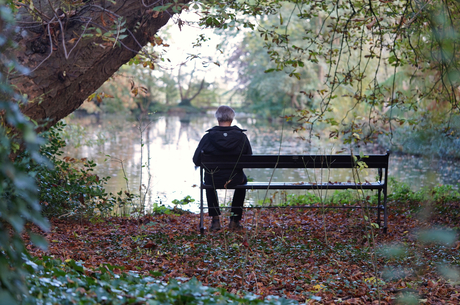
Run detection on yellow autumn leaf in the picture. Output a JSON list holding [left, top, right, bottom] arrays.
[[87, 93, 96, 101], [364, 277, 385, 285], [312, 284, 326, 291]]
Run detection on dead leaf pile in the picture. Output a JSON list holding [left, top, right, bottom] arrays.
[[25, 201, 460, 303]]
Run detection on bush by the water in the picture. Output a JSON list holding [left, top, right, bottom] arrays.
[[33, 122, 136, 219], [259, 178, 460, 208]]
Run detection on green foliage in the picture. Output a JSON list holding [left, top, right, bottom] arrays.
[[150, 201, 193, 216], [387, 178, 425, 204], [225, 3, 320, 118], [23, 256, 297, 305], [430, 184, 460, 204], [201, 0, 460, 142], [268, 190, 374, 206], [30, 120, 137, 219], [386, 178, 460, 207], [151, 204, 174, 215], [0, 2, 49, 302], [257, 179, 460, 209], [172, 195, 195, 206], [32, 122, 117, 218], [282, 192, 321, 206]]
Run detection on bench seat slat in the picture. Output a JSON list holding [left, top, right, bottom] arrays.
[[202, 181, 384, 190]]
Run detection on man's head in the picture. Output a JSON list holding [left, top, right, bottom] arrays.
[[215, 106, 235, 124]]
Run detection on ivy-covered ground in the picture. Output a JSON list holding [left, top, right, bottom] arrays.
[[25, 199, 460, 304]]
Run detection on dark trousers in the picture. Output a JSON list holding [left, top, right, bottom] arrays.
[[206, 188, 246, 221], [205, 171, 247, 221]]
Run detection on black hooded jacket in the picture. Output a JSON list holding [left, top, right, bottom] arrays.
[[193, 125, 252, 187]]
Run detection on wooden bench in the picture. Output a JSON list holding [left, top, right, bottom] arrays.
[[199, 152, 390, 234]]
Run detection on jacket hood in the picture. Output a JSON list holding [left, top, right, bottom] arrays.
[[206, 126, 247, 152], [205, 125, 246, 132]]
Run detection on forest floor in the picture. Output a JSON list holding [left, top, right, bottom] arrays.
[[26, 201, 460, 304]]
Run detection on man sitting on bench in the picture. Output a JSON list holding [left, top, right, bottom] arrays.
[[193, 106, 253, 231]]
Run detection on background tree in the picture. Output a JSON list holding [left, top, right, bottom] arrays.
[[159, 70, 180, 105], [200, 0, 460, 143], [225, 3, 322, 118], [3, 0, 460, 145], [177, 62, 206, 107], [90, 60, 217, 113]]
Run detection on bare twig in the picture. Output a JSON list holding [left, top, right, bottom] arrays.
[[141, 0, 164, 9], [29, 17, 55, 74], [14, 1, 52, 21], [65, 17, 92, 58]]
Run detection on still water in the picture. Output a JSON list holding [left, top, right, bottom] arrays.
[[62, 112, 460, 213]]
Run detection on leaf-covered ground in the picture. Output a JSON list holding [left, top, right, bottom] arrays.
[[26, 201, 460, 304]]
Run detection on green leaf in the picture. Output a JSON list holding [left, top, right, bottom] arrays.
[[418, 229, 456, 246], [8, 215, 25, 232], [0, 291, 18, 305], [153, 3, 172, 11], [29, 232, 48, 251], [66, 260, 85, 273]]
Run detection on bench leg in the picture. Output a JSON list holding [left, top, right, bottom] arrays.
[[376, 189, 389, 234], [383, 188, 388, 234], [377, 189, 382, 228], [199, 186, 205, 234]]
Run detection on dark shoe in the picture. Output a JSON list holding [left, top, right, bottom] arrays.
[[229, 219, 243, 231], [210, 217, 221, 231]]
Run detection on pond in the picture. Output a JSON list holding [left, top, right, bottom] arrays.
[[61, 112, 460, 213]]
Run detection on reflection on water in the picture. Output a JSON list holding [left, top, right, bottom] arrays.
[[62, 113, 460, 213]]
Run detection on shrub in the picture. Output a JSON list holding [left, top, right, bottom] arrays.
[[32, 122, 117, 219], [0, 3, 49, 302], [23, 256, 298, 305]]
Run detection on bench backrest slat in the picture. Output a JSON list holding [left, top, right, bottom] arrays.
[[200, 153, 389, 169]]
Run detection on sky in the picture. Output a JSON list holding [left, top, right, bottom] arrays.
[[156, 12, 228, 83]]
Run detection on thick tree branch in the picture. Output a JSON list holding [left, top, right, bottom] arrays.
[[6, 0, 189, 131]]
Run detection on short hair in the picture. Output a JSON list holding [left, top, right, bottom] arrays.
[[215, 106, 235, 122]]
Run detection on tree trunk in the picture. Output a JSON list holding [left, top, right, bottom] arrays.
[[6, 0, 186, 131]]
